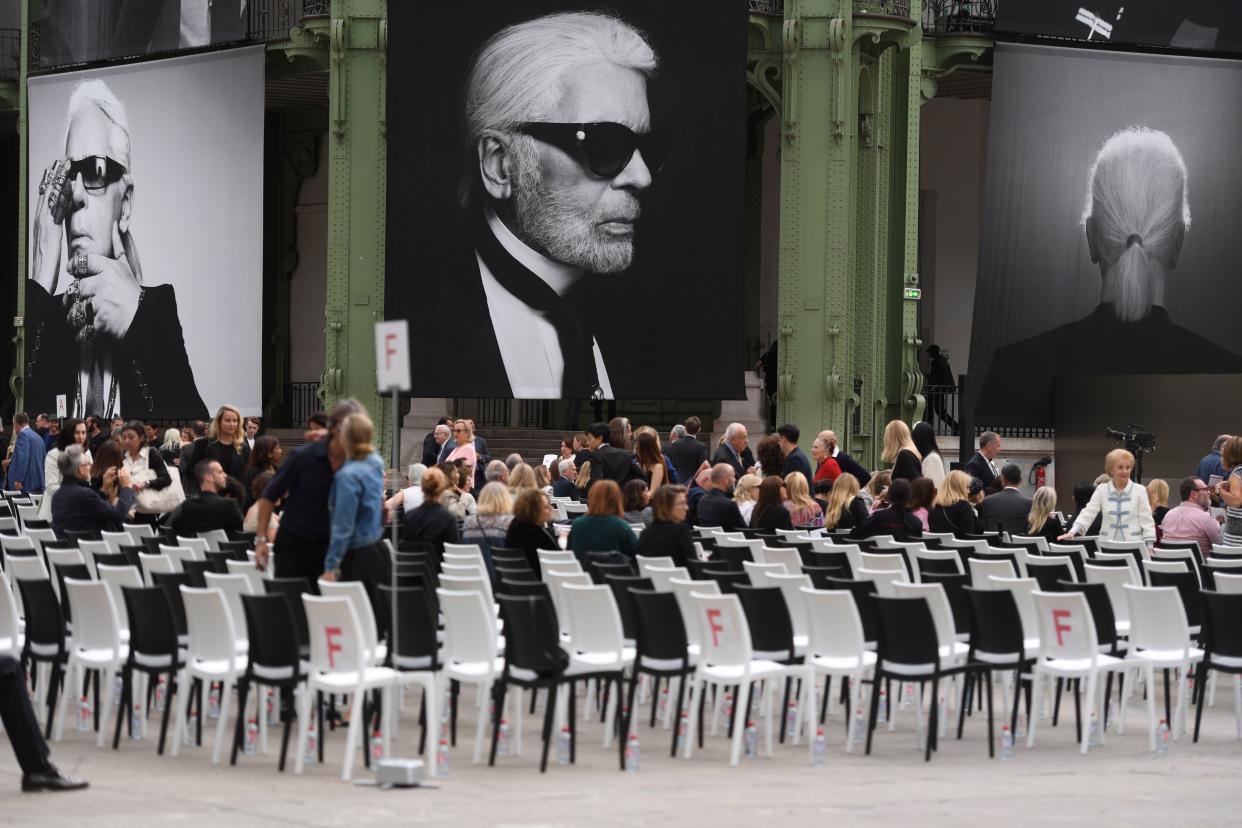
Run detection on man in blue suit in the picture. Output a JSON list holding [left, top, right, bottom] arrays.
[[5, 413, 46, 493]]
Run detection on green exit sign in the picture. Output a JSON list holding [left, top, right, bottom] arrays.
[[903, 288, 921, 300]]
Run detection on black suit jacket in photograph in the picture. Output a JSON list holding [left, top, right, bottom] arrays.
[[664, 436, 708, 485], [977, 487, 1035, 535], [25, 281, 208, 419], [711, 443, 756, 480]]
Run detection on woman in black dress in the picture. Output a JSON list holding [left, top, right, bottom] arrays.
[[823, 473, 869, 531], [881, 420, 923, 482], [243, 436, 282, 507], [750, 477, 793, 532], [402, 466, 461, 557], [850, 478, 923, 541], [636, 485, 695, 567], [188, 404, 250, 487], [505, 489, 560, 575], [928, 470, 982, 537]]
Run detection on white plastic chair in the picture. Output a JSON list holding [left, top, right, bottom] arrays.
[[682, 592, 815, 765], [1010, 534, 1051, 553], [742, 561, 787, 587], [171, 587, 247, 763], [757, 545, 803, 573], [138, 553, 176, 585], [668, 577, 718, 655], [0, 534, 37, 559], [1025, 555, 1078, 584], [438, 588, 511, 763], [1027, 591, 1132, 754], [802, 587, 875, 750], [296, 595, 411, 780], [968, 557, 1016, 588], [987, 576, 1042, 653], [766, 572, 812, 655], [96, 564, 142, 642], [444, 542, 484, 558], [1084, 563, 1137, 636], [854, 568, 907, 598], [100, 531, 134, 554], [636, 556, 674, 577], [560, 583, 636, 747], [544, 571, 590, 638], [23, 528, 58, 558], [226, 559, 267, 594], [1094, 551, 1144, 587], [1143, 559, 1190, 580], [122, 523, 156, 540], [159, 545, 200, 572], [203, 572, 255, 652], [198, 529, 229, 552], [175, 537, 211, 560], [56, 579, 127, 746], [644, 565, 689, 593], [444, 551, 487, 569], [318, 580, 388, 666], [915, 549, 965, 576], [77, 540, 111, 563], [859, 552, 906, 574], [1213, 573, 1242, 594], [1124, 584, 1204, 747], [0, 570, 25, 658], [442, 562, 488, 581]]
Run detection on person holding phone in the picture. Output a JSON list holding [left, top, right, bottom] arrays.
[[26, 78, 206, 420]]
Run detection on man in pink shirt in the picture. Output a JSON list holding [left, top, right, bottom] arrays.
[[1160, 477, 1221, 553]]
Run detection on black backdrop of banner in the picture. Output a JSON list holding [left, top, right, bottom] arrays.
[[39, 0, 248, 68], [386, 0, 748, 401], [996, 1, 1242, 56], [969, 43, 1242, 427]]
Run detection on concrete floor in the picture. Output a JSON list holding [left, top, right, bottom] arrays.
[[3, 679, 1240, 826]]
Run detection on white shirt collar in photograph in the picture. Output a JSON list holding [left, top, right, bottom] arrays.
[[485, 208, 582, 297]]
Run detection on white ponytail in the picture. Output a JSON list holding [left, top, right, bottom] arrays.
[[1082, 127, 1190, 323]]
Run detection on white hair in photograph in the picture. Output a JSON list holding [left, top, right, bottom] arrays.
[[1082, 126, 1190, 323], [66, 78, 132, 172], [462, 11, 657, 205]]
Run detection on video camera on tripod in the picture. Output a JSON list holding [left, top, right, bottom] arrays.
[[1105, 424, 1156, 483]]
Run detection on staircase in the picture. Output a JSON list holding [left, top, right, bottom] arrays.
[[469, 428, 569, 466]]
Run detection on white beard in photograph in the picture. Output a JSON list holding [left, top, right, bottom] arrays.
[[509, 140, 641, 274]]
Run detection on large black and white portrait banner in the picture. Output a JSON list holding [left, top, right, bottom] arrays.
[[26, 46, 264, 420], [969, 43, 1242, 427], [387, 0, 748, 400]]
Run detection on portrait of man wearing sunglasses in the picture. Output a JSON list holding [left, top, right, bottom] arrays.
[[26, 78, 207, 420], [422, 10, 672, 399]]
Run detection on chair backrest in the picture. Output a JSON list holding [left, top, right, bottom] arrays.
[[122, 522, 156, 540], [138, 553, 176, 584], [982, 546, 1028, 577], [604, 574, 652, 641], [1143, 559, 1190, 582], [303, 594, 368, 676], [442, 561, 488, 581], [915, 549, 964, 577], [1152, 546, 1199, 567], [6, 551, 49, 585], [668, 576, 718, 649], [262, 577, 312, 652], [562, 582, 626, 658], [1056, 581, 1119, 649], [968, 557, 1016, 588], [644, 565, 689, 593], [537, 549, 575, 564], [181, 586, 240, 666], [160, 544, 204, 572], [438, 574, 494, 615], [239, 593, 300, 675], [1048, 543, 1089, 581], [1124, 585, 1192, 656], [859, 551, 907, 574], [854, 567, 907, 598], [802, 587, 866, 663], [444, 542, 484, 559], [1094, 551, 1144, 586], [319, 579, 381, 656], [225, 558, 266, 594], [1084, 563, 1136, 627], [987, 576, 1040, 643], [873, 596, 941, 670], [765, 572, 812, 641], [1145, 570, 1202, 629], [1009, 533, 1050, 553], [1024, 556, 1076, 591], [690, 591, 753, 668], [45, 547, 86, 572], [1214, 572, 1242, 594], [443, 550, 486, 568], [892, 582, 957, 652], [0, 534, 36, 557], [203, 573, 254, 640], [741, 560, 788, 587], [495, 564, 538, 583], [499, 593, 567, 674], [703, 568, 751, 595], [17, 577, 63, 650], [95, 564, 141, 628], [826, 577, 880, 644], [963, 586, 1024, 661], [757, 546, 803, 573], [541, 561, 584, 579], [99, 530, 134, 554], [92, 552, 129, 572], [175, 537, 211, 559], [438, 587, 499, 666], [64, 578, 121, 653], [1032, 590, 1102, 664], [629, 588, 689, 664], [635, 555, 673, 576], [121, 584, 179, 659], [376, 585, 439, 668], [197, 528, 229, 552], [1201, 591, 1242, 662], [734, 585, 796, 660]]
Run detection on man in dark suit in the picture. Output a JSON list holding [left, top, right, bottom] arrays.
[[168, 460, 245, 537], [411, 12, 670, 401], [581, 422, 641, 489], [665, 417, 708, 485], [551, 459, 582, 501], [695, 464, 746, 531], [711, 422, 757, 480], [964, 431, 1002, 491], [978, 464, 1033, 534], [818, 429, 871, 488], [51, 446, 136, 537], [4, 414, 46, 493], [469, 420, 491, 492], [777, 423, 813, 480], [422, 418, 453, 468], [27, 79, 207, 421]]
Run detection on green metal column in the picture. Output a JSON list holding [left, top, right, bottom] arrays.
[[324, 0, 388, 449], [10, 0, 29, 409], [775, 0, 856, 451]]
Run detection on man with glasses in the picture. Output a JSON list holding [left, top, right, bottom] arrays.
[[26, 78, 206, 421], [421, 11, 668, 399], [1161, 476, 1222, 552]]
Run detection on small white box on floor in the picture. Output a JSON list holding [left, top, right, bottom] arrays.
[[375, 758, 425, 787]]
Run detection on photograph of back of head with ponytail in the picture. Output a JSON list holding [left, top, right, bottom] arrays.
[[970, 43, 1242, 428]]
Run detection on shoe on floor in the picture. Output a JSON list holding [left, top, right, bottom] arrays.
[[21, 766, 89, 793]]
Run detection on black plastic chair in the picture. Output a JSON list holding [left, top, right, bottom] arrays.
[[116, 585, 184, 753], [140, 536, 164, 557], [713, 545, 753, 571], [117, 545, 146, 569], [231, 593, 308, 770], [92, 552, 129, 571], [627, 589, 696, 756], [604, 575, 653, 641], [495, 564, 538, 583], [150, 571, 191, 641], [826, 577, 880, 646], [181, 560, 213, 589], [869, 596, 983, 761], [497, 579, 552, 600], [962, 587, 1026, 753], [917, 556, 961, 579], [226, 530, 258, 545], [377, 585, 441, 750], [920, 572, 971, 640], [1194, 591, 1242, 742], [204, 551, 235, 574], [263, 577, 313, 658], [493, 594, 624, 772], [1155, 540, 1203, 567], [1199, 564, 1241, 592], [806, 550, 852, 575], [64, 529, 101, 543], [1026, 558, 1075, 592], [801, 565, 847, 589], [588, 559, 634, 585], [703, 568, 750, 595], [735, 585, 803, 743], [53, 563, 92, 627], [16, 578, 67, 738], [217, 540, 253, 559]]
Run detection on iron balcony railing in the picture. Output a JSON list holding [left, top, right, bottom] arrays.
[[853, 1, 913, 19], [0, 28, 18, 80], [249, 0, 329, 42], [923, 0, 996, 35], [748, 0, 784, 15], [924, 383, 1054, 440], [289, 381, 323, 428]]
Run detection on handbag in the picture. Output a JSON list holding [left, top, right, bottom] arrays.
[[132, 447, 187, 514]]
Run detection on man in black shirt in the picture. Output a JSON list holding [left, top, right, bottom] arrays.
[[580, 422, 641, 489], [168, 460, 244, 537], [695, 464, 747, 532], [665, 417, 709, 484], [254, 399, 362, 580], [778, 423, 813, 480]]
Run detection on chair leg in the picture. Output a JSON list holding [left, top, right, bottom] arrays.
[[1081, 672, 1098, 755], [472, 679, 490, 764], [171, 671, 188, 757], [1052, 677, 1063, 726], [97, 667, 117, 749], [293, 683, 311, 774], [865, 671, 882, 755], [540, 682, 558, 774], [341, 689, 365, 781], [1193, 664, 1208, 742], [450, 679, 458, 747], [778, 676, 792, 745], [157, 672, 176, 755], [112, 667, 129, 750], [1026, 669, 1043, 749], [820, 674, 831, 724], [52, 662, 74, 744], [926, 676, 940, 762], [1145, 665, 1158, 752], [625, 672, 640, 744], [278, 687, 294, 772], [984, 670, 995, 759], [728, 681, 751, 766], [489, 680, 508, 767], [845, 675, 861, 754], [649, 675, 660, 729], [671, 672, 687, 757], [1010, 666, 1023, 734], [1163, 668, 1173, 734], [211, 677, 233, 764], [43, 661, 61, 740], [1073, 678, 1082, 743], [568, 682, 577, 763]]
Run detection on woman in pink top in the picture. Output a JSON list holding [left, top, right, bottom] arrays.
[[909, 477, 935, 531], [446, 419, 478, 467]]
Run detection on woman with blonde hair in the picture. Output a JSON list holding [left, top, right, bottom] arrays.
[[881, 419, 922, 482], [1146, 478, 1170, 526], [507, 462, 538, 495], [929, 469, 980, 537], [187, 404, 249, 483], [463, 481, 514, 577], [1062, 448, 1155, 544], [323, 412, 388, 594], [402, 465, 461, 556], [1027, 486, 1065, 541], [733, 473, 761, 524], [823, 473, 868, 531], [861, 470, 891, 511], [783, 471, 822, 527], [446, 419, 478, 468]]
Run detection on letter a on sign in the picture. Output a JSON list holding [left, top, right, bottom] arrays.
[[375, 320, 412, 392]]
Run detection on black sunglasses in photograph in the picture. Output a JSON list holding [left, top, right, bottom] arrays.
[[513, 121, 673, 179], [67, 155, 127, 193]]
